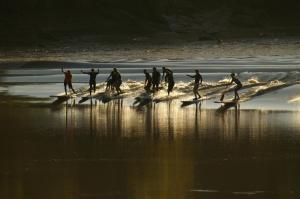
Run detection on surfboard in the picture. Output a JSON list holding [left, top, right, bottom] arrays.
[[79, 91, 106, 104], [50, 87, 88, 105], [214, 99, 239, 104], [181, 97, 210, 107], [133, 93, 153, 107], [50, 93, 75, 98], [181, 99, 202, 103], [50, 94, 75, 105]]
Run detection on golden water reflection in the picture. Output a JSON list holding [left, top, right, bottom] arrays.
[[1, 101, 300, 199]]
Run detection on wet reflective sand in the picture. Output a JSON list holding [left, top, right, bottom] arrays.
[[1, 101, 300, 199]]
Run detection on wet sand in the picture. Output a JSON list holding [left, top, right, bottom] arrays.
[[1, 103, 300, 199]]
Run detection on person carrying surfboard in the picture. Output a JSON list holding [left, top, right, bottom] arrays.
[[152, 67, 161, 91], [81, 68, 99, 95], [166, 70, 175, 95], [187, 70, 202, 100], [62, 68, 76, 95], [220, 73, 242, 101], [144, 69, 152, 93]]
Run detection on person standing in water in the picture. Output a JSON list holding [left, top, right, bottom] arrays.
[[220, 73, 242, 101], [107, 68, 122, 94], [144, 69, 152, 93], [187, 69, 202, 100], [166, 69, 175, 95], [62, 68, 76, 95], [81, 68, 99, 95], [152, 67, 161, 91]]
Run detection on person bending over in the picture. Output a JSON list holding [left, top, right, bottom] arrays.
[[220, 73, 242, 101], [162, 66, 172, 83], [144, 69, 152, 93], [107, 68, 122, 94]]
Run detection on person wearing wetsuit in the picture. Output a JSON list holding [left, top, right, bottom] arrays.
[[166, 70, 175, 95], [81, 68, 99, 95], [152, 67, 161, 91], [107, 68, 122, 94], [144, 69, 152, 93], [162, 67, 172, 83], [230, 73, 242, 100], [187, 69, 202, 100], [62, 68, 76, 95]]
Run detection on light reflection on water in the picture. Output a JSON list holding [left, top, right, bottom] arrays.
[[1, 102, 300, 199]]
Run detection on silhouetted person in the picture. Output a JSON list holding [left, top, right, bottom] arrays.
[[144, 69, 152, 93], [81, 68, 99, 95], [62, 68, 76, 95], [187, 70, 202, 100], [107, 68, 122, 94], [162, 66, 172, 83], [220, 73, 242, 101], [152, 67, 161, 91], [166, 70, 175, 95]]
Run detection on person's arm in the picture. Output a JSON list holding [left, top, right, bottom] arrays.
[[96, 69, 100, 74], [81, 70, 87, 74], [166, 69, 172, 74], [200, 74, 203, 84], [186, 75, 195, 78], [61, 68, 65, 73], [106, 73, 112, 82]]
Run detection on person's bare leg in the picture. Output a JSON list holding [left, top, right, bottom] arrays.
[[71, 87, 76, 94], [236, 90, 240, 100], [220, 93, 225, 101], [64, 84, 67, 95]]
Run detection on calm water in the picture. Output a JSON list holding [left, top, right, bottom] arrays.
[[1, 102, 300, 199]]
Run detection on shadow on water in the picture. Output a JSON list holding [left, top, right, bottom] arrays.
[[1, 101, 300, 199]]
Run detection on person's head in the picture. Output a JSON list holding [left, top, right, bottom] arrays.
[[91, 68, 94, 72], [231, 73, 235, 77], [195, 69, 199, 74], [113, 68, 117, 72], [153, 67, 157, 71], [144, 69, 147, 74], [162, 66, 166, 70], [67, 70, 71, 73]]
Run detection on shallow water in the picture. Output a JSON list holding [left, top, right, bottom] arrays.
[[1, 104, 300, 199]]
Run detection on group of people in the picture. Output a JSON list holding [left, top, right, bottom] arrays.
[[62, 67, 243, 101], [62, 67, 122, 96], [144, 67, 175, 95]]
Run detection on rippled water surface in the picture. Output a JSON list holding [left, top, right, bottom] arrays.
[[1, 103, 300, 199]]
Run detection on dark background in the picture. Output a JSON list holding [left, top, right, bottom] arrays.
[[1, 0, 300, 46]]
